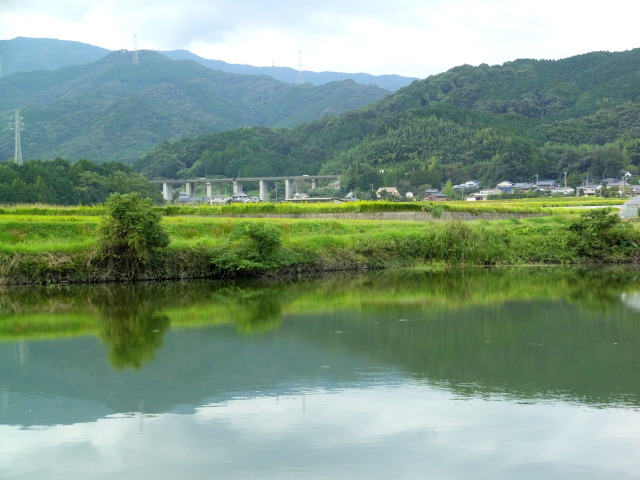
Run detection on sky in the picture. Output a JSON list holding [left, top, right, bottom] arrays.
[[1, 0, 640, 79]]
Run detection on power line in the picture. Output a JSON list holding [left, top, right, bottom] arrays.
[[132, 34, 140, 66], [297, 50, 304, 84], [9, 109, 24, 165]]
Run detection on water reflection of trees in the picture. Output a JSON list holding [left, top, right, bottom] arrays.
[[95, 286, 170, 369], [4, 266, 640, 377], [207, 285, 285, 333]]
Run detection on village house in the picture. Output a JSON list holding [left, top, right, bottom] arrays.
[[495, 181, 514, 192], [467, 189, 502, 201], [580, 183, 603, 196], [535, 179, 558, 191], [425, 191, 448, 201], [512, 182, 536, 192], [376, 187, 400, 198]]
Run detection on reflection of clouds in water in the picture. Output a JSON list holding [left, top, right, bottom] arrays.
[[3, 384, 640, 479], [621, 292, 640, 312]]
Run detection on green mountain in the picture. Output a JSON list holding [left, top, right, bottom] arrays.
[[0, 37, 110, 75], [1, 37, 416, 90], [0, 50, 390, 163], [161, 49, 416, 91], [135, 48, 640, 190]]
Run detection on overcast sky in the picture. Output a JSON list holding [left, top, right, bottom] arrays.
[[2, 0, 639, 79]]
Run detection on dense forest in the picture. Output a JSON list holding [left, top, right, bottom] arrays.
[[0, 159, 161, 205], [0, 49, 389, 163], [135, 48, 640, 193]]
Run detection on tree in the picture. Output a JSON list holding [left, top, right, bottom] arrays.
[[443, 180, 455, 198], [340, 162, 382, 193], [98, 193, 170, 274]]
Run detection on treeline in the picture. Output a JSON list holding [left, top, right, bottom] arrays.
[[0, 158, 161, 205]]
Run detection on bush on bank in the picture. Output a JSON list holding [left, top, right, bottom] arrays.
[[97, 193, 170, 275]]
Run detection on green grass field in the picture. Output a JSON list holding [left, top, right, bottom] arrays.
[[0, 199, 637, 284]]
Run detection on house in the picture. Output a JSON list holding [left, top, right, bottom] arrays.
[[496, 181, 514, 192], [535, 179, 558, 191], [580, 183, 602, 196], [602, 178, 626, 189], [602, 178, 624, 186], [549, 187, 575, 195], [467, 189, 502, 201], [177, 195, 207, 204], [453, 180, 481, 190], [512, 182, 536, 191], [376, 187, 400, 198], [425, 191, 448, 201]]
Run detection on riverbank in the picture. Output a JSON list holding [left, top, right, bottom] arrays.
[[1, 207, 639, 285]]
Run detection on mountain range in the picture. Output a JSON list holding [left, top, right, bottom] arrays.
[[0, 40, 395, 163], [4, 36, 640, 193], [0, 37, 416, 91]]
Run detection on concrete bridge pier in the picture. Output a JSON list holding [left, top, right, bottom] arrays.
[[285, 178, 293, 200], [259, 180, 269, 202], [162, 183, 173, 201], [233, 181, 243, 194], [185, 182, 194, 196], [206, 182, 212, 198]]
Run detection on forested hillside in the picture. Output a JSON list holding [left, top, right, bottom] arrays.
[[0, 50, 389, 163], [0, 159, 161, 205], [135, 48, 640, 191]]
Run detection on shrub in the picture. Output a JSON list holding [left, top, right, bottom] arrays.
[[211, 221, 300, 272], [568, 209, 638, 259], [98, 193, 170, 274]]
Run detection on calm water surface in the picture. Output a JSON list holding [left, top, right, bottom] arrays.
[[2, 267, 640, 479]]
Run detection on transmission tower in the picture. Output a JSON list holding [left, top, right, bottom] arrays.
[[296, 50, 304, 84], [132, 34, 140, 66], [10, 109, 24, 165]]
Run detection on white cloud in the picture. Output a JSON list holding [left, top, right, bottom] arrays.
[[1, 0, 639, 78], [3, 385, 640, 479]]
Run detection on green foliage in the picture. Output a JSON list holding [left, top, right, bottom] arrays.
[[442, 180, 455, 198], [568, 209, 638, 259], [211, 221, 301, 272], [0, 158, 162, 205], [98, 193, 170, 274]]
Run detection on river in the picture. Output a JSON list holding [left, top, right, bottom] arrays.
[[2, 267, 640, 479]]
